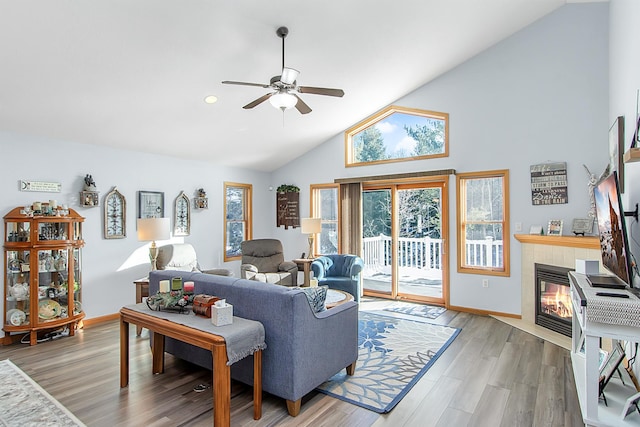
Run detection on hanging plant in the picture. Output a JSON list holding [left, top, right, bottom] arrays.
[[277, 184, 300, 193]]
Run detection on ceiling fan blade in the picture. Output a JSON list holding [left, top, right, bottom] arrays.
[[222, 80, 271, 89], [280, 67, 299, 85], [294, 95, 312, 115], [243, 93, 273, 109], [298, 86, 345, 97]]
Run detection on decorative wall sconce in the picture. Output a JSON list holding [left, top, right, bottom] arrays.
[[194, 188, 208, 209], [80, 174, 99, 207]]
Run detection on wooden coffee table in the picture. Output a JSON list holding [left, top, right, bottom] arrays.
[[120, 305, 263, 426], [325, 289, 354, 309]]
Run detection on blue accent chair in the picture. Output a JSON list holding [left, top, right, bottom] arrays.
[[311, 254, 364, 302]]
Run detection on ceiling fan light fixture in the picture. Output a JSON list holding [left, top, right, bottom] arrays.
[[280, 67, 299, 85], [269, 91, 297, 111]]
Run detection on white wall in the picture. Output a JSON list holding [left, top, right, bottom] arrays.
[[0, 131, 271, 336], [604, 0, 640, 380], [610, 0, 640, 287], [272, 3, 609, 315]]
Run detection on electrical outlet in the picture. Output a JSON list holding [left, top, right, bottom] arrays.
[[515, 222, 522, 232], [482, 279, 489, 288]]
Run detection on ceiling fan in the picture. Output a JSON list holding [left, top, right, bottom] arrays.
[[222, 26, 344, 115]]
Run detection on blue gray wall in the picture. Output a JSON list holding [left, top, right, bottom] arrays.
[[272, 2, 610, 315]]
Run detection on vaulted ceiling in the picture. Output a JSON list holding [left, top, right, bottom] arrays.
[[0, 1, 586, 171]]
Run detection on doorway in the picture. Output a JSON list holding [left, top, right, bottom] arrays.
[[361, 179, 448, 305]]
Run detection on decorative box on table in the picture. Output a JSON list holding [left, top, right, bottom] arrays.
[[211, 303, 233, 326], [192, 294, 220, 317]]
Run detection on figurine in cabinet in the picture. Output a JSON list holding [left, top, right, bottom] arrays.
[[9, 281, 29, 300]]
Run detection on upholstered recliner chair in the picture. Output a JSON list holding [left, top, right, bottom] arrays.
[[240, 239, 298, 286], [311, 254, 364, 302], [156, 243, 232, 276]]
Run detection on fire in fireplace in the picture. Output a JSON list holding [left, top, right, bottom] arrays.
[[535, 263, 573, 337]]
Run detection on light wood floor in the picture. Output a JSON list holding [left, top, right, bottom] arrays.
[[0, 303, 584, 427]]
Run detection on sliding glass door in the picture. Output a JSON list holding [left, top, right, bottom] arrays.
[[362, 188, 393, 294], [362, 180, 448, 305]]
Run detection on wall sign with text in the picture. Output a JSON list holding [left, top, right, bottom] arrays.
[[530, 162, 568, 205], [276, 192, 300, 229]]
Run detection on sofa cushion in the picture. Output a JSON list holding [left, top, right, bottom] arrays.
[[246, 271, 293, 285], [296, 286, 328, 313]]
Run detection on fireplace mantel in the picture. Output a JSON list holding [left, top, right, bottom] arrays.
[[493, 234, 603, 349], [514, 234, 599, 249]]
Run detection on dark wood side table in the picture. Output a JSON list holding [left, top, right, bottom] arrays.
[[293, 258, 314, 287], [133, 277, 149, 336]]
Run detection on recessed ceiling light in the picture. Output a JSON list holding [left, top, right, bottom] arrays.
[[204, 95, 218, 104]]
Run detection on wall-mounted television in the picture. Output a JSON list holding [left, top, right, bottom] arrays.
[[591, 171, 632, 288]]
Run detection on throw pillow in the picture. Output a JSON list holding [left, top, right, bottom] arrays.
[[298, 285, 328, 313]]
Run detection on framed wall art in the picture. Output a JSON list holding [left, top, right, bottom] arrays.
[[609, 116, 625, 193], [104, 187, 126, 239], [174, 191, 190, 236], [530, 162, 568, 205], [138, 191, 164, 219]]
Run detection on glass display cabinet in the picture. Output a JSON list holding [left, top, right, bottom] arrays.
[[3, 206, 85, 345]]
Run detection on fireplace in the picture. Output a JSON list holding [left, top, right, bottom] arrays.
[[535, 263, 573, 337]]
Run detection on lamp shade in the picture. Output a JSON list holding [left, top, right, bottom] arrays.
[[301, 218, 322, 234], [269, 91, 297, 110], [137, 217, 170, 242]]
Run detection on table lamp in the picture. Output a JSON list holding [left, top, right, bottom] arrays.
[[137, 218, 170, 270], [301, 218, 321, 259]]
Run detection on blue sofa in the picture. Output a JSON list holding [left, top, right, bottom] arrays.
[[148, 270, 358, 416], [311, 255, 364, 302]]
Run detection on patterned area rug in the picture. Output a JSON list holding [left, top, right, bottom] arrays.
[[382, 301, 446, 319], [316, 312, 460, 413], [0, 359, 86, 426]]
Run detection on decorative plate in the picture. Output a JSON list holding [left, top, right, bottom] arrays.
[[6, 309, 26, 326], [38, 299, 61, 320]]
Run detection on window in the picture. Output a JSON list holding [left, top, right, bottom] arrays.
[[345, 105, 449, 167], [310, 184, 339, 255], [456, 170, 510, 276], [224, 182, 252, 261]]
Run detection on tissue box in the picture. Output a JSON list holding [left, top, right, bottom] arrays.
[[211, 304, 233, 326]]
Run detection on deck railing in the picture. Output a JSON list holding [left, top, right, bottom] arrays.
[[362, 234, 503, 271]]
